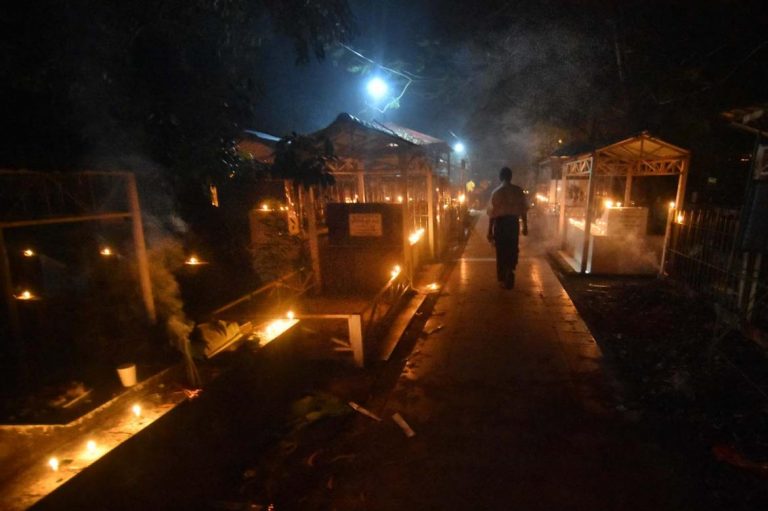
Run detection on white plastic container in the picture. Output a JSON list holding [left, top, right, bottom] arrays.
[[116, 363, 137, 387]]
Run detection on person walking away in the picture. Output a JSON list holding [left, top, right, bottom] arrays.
[[487, 167, 528, 289]]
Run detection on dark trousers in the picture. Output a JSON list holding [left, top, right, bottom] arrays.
[[494, 215, 520, 281]]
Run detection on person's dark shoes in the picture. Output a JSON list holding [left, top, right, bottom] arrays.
[[503, 269, 515, 289]]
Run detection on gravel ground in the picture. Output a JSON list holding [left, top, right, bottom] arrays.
[[555, 269, 768, 510]]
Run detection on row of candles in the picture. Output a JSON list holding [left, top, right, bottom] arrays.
[[47, 403, 143, 472], [13, 248, 207, 301]]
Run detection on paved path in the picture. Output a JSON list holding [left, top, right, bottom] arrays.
[[332, 214, 703, 510]]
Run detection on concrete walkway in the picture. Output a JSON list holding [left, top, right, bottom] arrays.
[[333, 214, 702, 510]]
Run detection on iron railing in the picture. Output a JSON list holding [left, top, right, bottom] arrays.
[[666, 207, 768, 333]]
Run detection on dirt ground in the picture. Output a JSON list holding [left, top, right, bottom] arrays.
[[555, 270, 768, 509]]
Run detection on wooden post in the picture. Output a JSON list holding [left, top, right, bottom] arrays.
[[624, 173, 633, 204], [675, 160, 689, 211], [356, 169, 366, 202], [426, 171, 436, 259], [126, 173, 156, 324], [580, 171, 597, 273], [0, 228, 21, 344], [348, 314, 364, 367], [307, 187, 322, 293], [658, 205, 675, 277]]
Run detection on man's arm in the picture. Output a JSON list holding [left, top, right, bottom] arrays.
[[487, 216, 496, 243], [521, 211, 528, 236]]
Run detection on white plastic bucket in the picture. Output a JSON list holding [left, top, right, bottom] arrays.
[[116, 363, 137, 387]]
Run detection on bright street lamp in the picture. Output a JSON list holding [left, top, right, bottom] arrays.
[[366, 77, 389, 101], [453, 142, 466, 154]]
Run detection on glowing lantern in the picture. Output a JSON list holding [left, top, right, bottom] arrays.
[[23, 248, 35, 257]]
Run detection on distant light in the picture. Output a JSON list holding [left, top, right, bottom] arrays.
[[409, 228, 425, 245], [604, 199, 614, 209], [286, 310, 295, 320], [676, 213, 685, 224], [260, 203, 272, 212], [558, 139, 563, 144], [15, 290, 35, 301], [458, 194, 466, 204], [366, 77, 389, 100], [23, 248, 35, 257], [390, 265, 402, 280], [132, 404, 142, 418], [100, 247, 113, 257], [453, 142, 465, 154], [397, 195, 404, 203], [86, 440, 97, 456], [48, 457, 59, 472], [426, 282, 439, 292], [668, 201, 676, 209], [185, 255, 206, 266]]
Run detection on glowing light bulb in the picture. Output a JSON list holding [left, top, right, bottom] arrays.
[[366, 77, 388, 100], [48, 457, 59, 471]]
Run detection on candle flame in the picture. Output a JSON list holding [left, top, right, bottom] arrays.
[[16, 290, 34, 300]]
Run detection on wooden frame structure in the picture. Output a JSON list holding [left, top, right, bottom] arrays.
[[0, 170, 155, 346], [557, 132, 690, 273]]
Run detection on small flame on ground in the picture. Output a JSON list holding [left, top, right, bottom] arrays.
[[100, 247, 113, 256], [48, 457, 59, 471], [185, 255, 206, 266], [15, 290, 34, 300]]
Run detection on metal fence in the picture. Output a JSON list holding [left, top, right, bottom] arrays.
[[666, 207, 768, 333]]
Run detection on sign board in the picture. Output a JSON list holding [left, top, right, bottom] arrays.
[[604, 207, 648, 236], [349, 213, 383, 237], [326, 203, 403, 247]]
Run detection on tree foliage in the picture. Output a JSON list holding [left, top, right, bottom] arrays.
[[1, 0, 354, 193]]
